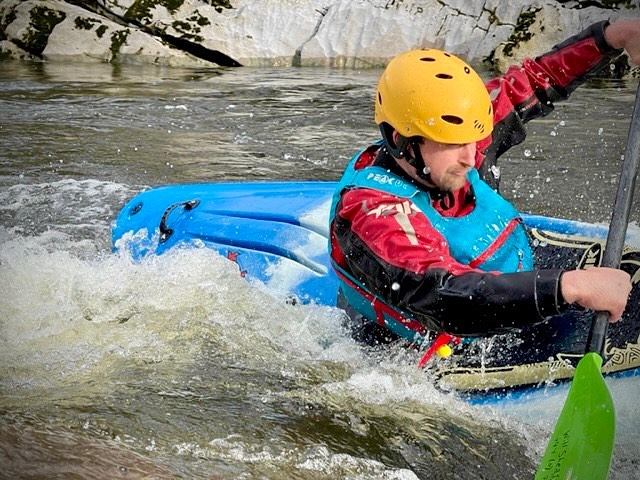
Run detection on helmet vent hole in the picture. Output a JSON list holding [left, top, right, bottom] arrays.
[[436, 73, 453, 79], [474, 120, 485, 132], [378, 92, 382, 105], [441, 115, 463, 125], [420, 57, 436, 62], [464, 67, 470, 74]]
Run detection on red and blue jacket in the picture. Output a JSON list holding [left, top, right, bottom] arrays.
[[329, 21, 623, 337]]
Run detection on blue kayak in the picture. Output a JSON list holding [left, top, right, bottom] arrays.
[[112, 181, 640, 396]]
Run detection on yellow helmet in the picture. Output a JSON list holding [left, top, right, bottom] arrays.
[[375, 49, 493, 145]]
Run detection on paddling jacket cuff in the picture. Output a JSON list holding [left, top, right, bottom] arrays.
[[535, 268, 567, 318], [595, 20, 625, 56]]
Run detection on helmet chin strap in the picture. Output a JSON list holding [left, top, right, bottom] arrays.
[[406, 139, 434, 184], [379, 124, 434, 185]]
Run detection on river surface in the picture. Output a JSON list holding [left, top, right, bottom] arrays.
[[1, 60, 639, 480]]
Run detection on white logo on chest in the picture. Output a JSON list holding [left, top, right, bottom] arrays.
[[366, 201, 422, 245]]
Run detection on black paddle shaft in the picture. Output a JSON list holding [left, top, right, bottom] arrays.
[[587, 82, 640, 356]]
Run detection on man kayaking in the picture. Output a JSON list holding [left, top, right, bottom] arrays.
[[329, 19, 639, 359]]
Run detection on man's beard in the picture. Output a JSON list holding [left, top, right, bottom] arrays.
[[437, 168, 469, 192]]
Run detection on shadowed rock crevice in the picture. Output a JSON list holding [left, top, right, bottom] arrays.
[[293, 6, 329, 68], [160, 31, 241, 66], [554, 0, 638, 9]]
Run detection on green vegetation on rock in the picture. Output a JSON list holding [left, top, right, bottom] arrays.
[[201, 0, 233, 14], [110, 28, 129, 61], [124, 0, 232, 25], [500, 7, 542, 58], [18, 5, 66, 56], [171, 19, 203, 41], [74, 16, 102, 30], [188, 11, 211, 27], [193, 15, 210, 26], [125, 0, 185, 25], [170, 11, 209, 42], [172, 20, 193, 31], [96, 24, 108, 38]]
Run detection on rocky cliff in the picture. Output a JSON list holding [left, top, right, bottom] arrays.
[[0, 0, 637, 71]]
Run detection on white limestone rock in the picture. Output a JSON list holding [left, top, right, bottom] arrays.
[[0, 0, 636, 70], [0, 0, 206, 65], [100, 0, 328, 67]]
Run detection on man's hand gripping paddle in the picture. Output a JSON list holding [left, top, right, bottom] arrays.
[[535, 83, 640, 480]]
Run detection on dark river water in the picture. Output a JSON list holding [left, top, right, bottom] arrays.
[[1, 59, 639, 480]]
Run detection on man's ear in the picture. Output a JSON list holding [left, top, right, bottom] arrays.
[[380, 123, 410, 158], [392, 129, 400, 145]]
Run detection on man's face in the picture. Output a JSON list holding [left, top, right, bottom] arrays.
[[418, 137, 476, 192]]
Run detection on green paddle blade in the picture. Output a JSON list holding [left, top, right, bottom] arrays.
[[535, 352, 615, 480]]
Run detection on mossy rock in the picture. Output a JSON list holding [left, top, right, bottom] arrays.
[[189, 11, 211, 27], [203, 0, 233, 13], [74, 16, 102, 31], [96, 24, 108, 38], [125, 0, 232, 25], [110, 28, 130, 61], [500, 7, 542, 59], [17, 5, 66, 56]]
